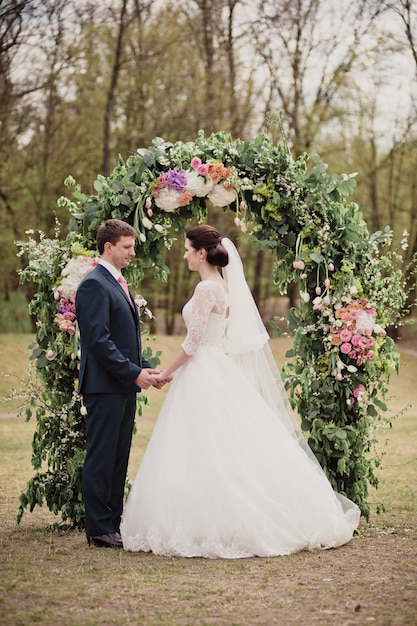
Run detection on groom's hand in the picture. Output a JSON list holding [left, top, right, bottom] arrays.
[[135, 368, 162, 390]]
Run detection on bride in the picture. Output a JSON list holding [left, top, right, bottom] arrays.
[[120, 224, 360, 558]]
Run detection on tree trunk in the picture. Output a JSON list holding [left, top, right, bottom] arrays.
[[102, 0, 128, 176]]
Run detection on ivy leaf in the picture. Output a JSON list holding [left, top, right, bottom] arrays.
[[310, 252, 325, 264], [344, 223, 361, 242], [373, 398, 387, 411], [118, 193, 132, 206], [287, 308, 300, 333], [112, 180, 124, 192], [30, 347, 43, 360], [93, 178, 103, 192]]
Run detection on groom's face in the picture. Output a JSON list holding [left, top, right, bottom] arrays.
[[105, 235, 136, 271]]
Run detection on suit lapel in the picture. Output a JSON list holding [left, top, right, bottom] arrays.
[[98, 265, 139, 324]]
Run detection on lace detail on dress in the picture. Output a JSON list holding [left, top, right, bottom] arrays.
[[181, 281, 228, 356]]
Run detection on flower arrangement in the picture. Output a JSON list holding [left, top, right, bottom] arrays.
[[53, 255, 99, 335], [326, 297, 387, 372], [151, 157, 237, 212]]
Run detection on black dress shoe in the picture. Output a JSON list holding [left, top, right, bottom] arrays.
[[87, 532, 123, 549]]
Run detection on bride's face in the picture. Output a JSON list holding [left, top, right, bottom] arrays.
[[183, 238, 202, 271]]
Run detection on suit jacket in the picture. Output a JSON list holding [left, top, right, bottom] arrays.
[[75, 264, 150, 395]]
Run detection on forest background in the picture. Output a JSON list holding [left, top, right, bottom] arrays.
[[1, 0, 417, 334]]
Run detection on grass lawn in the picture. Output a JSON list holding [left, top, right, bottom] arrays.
[[0, 333, 416, 625]]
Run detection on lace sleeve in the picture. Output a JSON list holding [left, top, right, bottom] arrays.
[[181, 282, 216, 356]]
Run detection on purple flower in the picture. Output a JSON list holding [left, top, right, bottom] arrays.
[[165, 168, 187, 191]]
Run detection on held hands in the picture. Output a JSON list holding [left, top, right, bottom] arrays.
[[135, 369, 173, 390], [135, 369, 162, 390], [152, 371, 174, 386]]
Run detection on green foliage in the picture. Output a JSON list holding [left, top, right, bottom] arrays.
[[16, 130, 417, 526]]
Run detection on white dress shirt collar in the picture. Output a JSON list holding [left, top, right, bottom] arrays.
[[99, 259, 121, 281]]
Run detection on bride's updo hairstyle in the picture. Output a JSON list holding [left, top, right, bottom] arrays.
[[186, 225, 229, 268]]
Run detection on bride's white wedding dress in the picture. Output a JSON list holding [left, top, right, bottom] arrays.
[[121, 242, 360, 559]]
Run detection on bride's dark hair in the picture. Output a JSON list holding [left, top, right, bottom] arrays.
[[186, 225, 229, 267]]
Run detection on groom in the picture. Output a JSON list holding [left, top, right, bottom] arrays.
[[76, 219, 162, 549]]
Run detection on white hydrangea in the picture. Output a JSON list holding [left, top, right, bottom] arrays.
[[60, 257, 97, 298], [154, 188, 182, 212], [208, 183, 236, 207], [185, 170, 213, 197]]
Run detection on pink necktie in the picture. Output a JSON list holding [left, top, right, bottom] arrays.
[[118, 276, 133, 307]]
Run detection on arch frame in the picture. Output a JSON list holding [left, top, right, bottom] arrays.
[[17, 130, 407, 526]]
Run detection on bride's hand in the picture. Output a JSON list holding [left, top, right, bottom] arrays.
[[152, 371, 173, 387]]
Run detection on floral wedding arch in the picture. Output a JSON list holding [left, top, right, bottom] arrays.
[[17, 129, 411, 526]]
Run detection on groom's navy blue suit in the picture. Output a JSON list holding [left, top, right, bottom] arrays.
[[76, 263, 151, 538]]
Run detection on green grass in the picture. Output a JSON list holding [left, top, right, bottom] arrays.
[[0, 333, 34, 413], [0, 293, 32, 333], [0, 334, 416, 625]]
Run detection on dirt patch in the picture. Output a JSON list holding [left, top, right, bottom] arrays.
[[1, 511, 416, 625]]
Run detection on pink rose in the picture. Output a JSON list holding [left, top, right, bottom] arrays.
[[357, 337, 370, 350], [340, 342, 352, 354], [353, 384, 365, 397], [191, 157, 202, 169], [197, 164, 209, 176], [339, 330, 352, 342]]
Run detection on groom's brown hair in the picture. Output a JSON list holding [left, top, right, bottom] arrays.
[[97, 219, 136, 254]]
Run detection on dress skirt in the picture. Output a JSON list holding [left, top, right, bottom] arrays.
[[121, 344, 360, 558]]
